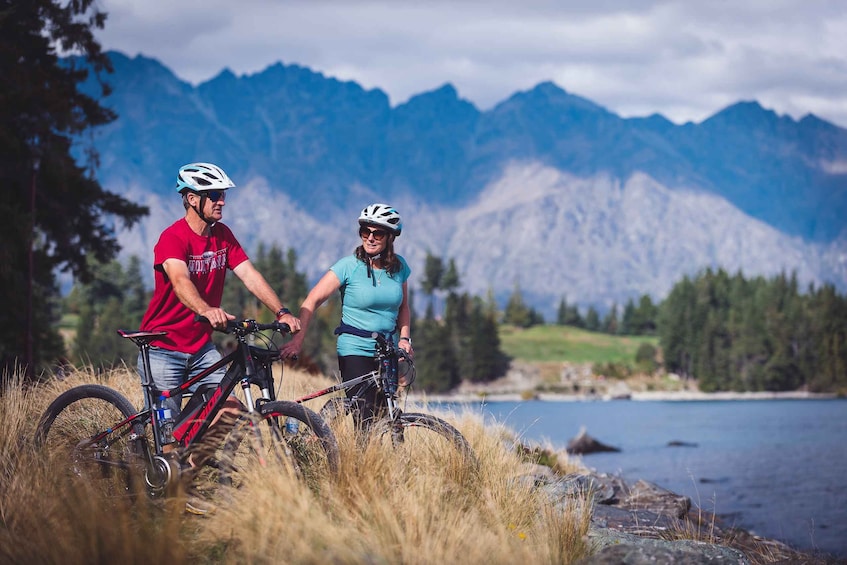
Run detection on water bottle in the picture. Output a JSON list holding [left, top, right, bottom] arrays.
[[284, 417, 300, 435], [157, 398, 175, 444]]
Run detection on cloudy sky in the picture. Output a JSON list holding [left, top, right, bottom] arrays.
[[93, 0, 847, 128]]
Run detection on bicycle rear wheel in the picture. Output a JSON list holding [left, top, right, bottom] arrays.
[[371, 412, 478, 478], [34, 384, 148, 498], [196, 401, 339, 496]]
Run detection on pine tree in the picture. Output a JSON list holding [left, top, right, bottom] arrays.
[[658, 276, 695, 378], [413, 316, 459, 393], [466, 297, 509, 381], [657, 268, 847, 393], [420, 253, 444, 315], [70, 258, 141, 369], [1, 0, 147, 378], [503, 282, 532, 327], [557, 297, 568, 325], [603, 303, 619, 335], [441, 259, 460, 294], [124, 256, 149, 325], [584, 306, 600, 332], [632, 294, 658, 335], [621, 298, 636, 335]]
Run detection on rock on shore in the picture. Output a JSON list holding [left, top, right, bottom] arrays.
[[522, 465, 837, 564], [566, 427, 621, 455]]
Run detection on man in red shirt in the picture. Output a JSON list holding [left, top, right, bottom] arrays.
[[139, 162, 300, 424]]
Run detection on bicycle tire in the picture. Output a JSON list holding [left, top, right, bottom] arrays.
[[34, 384, 148, 498], [201, 400, 339, 494], [371, 412, 479, 475]]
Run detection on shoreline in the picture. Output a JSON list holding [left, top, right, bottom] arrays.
[[407, 389, 840, 404], [406, 387, 845, 561]]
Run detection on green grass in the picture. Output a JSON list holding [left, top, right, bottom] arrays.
[[499, 324, 659, 364]]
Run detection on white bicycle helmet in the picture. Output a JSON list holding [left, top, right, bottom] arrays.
[[358, 203, 402, 236], [175, 162, 236, 193]]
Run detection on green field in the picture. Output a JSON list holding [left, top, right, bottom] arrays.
[[498, 324, 658, 364]]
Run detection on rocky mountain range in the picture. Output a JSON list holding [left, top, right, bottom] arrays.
[[75, 51, 847, 316]]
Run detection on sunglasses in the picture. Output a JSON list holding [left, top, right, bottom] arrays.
[[190, 189, 226, 203], [205, 190, 227, 203], [359, 227, 388, 240]]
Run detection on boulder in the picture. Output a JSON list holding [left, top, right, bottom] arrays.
[[579, 530, 750, 564], [514, 458, 824, 564], [667, 440, 698, 447], [567, 426, 621, 454]]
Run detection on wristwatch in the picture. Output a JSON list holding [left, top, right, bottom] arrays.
[[275, 307, 291, 318], [399, 336, 412, 345]]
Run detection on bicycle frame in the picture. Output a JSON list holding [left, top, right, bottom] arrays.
[[119, 319, 288, 462], [292, 333, 407, 419], [284, 334, 479, 473]]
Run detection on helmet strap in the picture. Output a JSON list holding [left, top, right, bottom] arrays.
[[190, 193, 216, 226]]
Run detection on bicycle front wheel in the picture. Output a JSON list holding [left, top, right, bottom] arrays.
[[203, 401, 339, 493], [371, 412, 478, 479], [34, 384, 148, 498]]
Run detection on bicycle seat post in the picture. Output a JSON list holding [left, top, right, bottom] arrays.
[[117, 329, 169, 452], [138, 341, 154, 388]]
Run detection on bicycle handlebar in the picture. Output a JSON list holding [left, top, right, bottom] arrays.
[[370, 332, 414, 364], [371, 331, 387, 345], [194, 315, 291, 336]]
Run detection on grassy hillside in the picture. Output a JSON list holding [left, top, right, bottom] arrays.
[[499, 324, 658, 365], [1, 368, 594, 564]]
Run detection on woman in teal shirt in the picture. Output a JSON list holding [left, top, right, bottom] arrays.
[[281, 203, 413, 429]]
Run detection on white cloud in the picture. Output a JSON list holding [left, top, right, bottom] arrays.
[[94, 0, 847, 128]]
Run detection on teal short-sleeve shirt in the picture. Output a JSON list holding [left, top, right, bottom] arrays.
[[330, 255, 411, 357]]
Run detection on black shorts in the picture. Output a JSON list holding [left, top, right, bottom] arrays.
[[338, 355, 381, 425]]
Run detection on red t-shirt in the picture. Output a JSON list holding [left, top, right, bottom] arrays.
[[140, 219, 248, 353]]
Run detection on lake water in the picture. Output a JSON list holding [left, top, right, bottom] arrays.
[[458, 398, 847, 558]]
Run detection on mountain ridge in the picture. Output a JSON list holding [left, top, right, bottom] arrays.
[[73, 51, 846, 315]]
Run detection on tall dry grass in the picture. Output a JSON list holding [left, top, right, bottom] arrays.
[[1, 365, 593, 564]]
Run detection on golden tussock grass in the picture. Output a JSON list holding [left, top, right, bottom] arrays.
[[1, 366, 593, 564]]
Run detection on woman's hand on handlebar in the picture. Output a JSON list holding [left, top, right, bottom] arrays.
[[199, 307, 235, 329], [398, 339, 413, 359], [279, 335, 304, 360]]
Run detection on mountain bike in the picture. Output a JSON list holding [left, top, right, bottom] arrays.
[[35, 317, 339, 511], [293, 329, 478, 472]]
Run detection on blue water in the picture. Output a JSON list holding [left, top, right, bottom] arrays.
[[461, 398, 847, 558]]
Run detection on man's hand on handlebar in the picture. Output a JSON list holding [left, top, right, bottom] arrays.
[[276, 311, 301, 334], [199, 307, 235, 329]]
